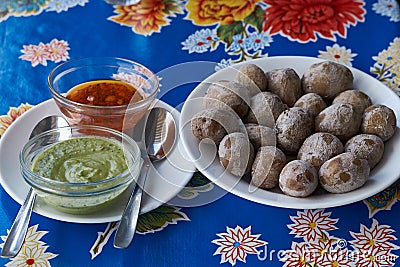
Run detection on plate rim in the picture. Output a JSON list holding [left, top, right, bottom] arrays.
[[179, 55, 400, 209], [0, 99, 195, 223]]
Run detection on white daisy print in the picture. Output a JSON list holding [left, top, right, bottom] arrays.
[[318, 44, 357, 66], [373, 0, 400, 22]]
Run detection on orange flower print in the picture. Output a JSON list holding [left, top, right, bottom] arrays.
[[186, 0, 261, 25], [0, 103, 32, 137], [109, 0, 184, 36], [263, 0, 366, 43]]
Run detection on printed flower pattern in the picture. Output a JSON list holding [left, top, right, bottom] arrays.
[[0, 103, 32, 137], [177, 172, 214, 199], [212, 226, 267, 266], [185, 0, 261, 25], [371, 37, 400, 94], [181, 29, 219, 54], [5, 246, 57, 267], [0, 0, 89, 21], [282, 242, 313, 267], [45, 0, 88, 13], [350, 219, 399, 252], [20, 39, 70, 67], [90, 205, 189, 259], [1, 225, 58, 266], [262, 0, 366, 43], [183, 2, 270, 63], [349, 219, 399, 267], [288, 210, 338, 242], [0, 0, 47, 21], [109, 0, 184, 36], [284, 211, 399, 267], [215, 58, 233, 71], [364, 180, 400, 218], [373, 0, 400, 22], [318, 44, 357, 66]]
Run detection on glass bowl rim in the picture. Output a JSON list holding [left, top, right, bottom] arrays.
[[48, 56, 159, 110]]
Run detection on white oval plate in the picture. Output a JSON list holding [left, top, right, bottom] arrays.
[[180, 56, 400, 209], [0, 99, 195, 223]]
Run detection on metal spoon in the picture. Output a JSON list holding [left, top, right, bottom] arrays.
[[114, 107, 176, 249], [1, 116, 69, 258]]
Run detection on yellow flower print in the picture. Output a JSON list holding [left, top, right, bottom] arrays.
[[0, 103, 32, 137], [109, 0, 184, 36], [186, 0, 260, 25]]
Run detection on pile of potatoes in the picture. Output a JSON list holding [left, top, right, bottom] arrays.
[[191, 61, 397, 197]]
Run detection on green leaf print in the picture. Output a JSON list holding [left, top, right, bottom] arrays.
[[216, 21, 243, 47], [136, 204, 189, 234], [244, 5, 265, 32]]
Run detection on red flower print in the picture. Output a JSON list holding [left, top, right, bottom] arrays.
[[212, 226, 267, 266], [354, 246, 397, 267], [288, 210, 338, 242], [307, 237, 333, 265], [308, 238, 352, 267], [350, 219, 399, 252], [262, 0, 366, 42], [320, 248, 352, 267]]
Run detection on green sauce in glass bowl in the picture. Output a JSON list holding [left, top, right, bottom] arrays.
[[20, 125, 141, 214], [32, 137, 128, 183]]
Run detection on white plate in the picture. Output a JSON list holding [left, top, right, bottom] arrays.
[[0, 99, 195, 223], [180, 56, 400, 209]]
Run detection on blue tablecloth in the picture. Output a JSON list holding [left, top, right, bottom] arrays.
[[0, 1, 399, 266]]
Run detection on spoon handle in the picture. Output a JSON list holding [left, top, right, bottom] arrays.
[[1, 188, 36, 258], [114, 161, 150, 249]]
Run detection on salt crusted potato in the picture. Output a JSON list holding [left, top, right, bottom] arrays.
[[251, 146, 286, 189], [246, 91, 286, 127], [245, 124, 276, 150], [279, 160, 318, 197], [361, 104, 397, 141], [275, 107, 314, 155], [301, 61, 353, 100], [294, 93, 327, 118], [191, 108, 241, 145], [265, 68, 302, 106], [315, 103, 362, 141], [319, 152, 370, 194], [203, 80, 250, 119], [345, 134, 384, 169], [332, 89, 372, 115], [219, 132, 255, 177], [298, 132, 344, 171], [236, 63, 267, 96]]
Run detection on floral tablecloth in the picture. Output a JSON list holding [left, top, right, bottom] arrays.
[[0, 1, 399, 266]]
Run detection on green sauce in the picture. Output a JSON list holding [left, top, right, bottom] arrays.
[[32, 137, 128, 183]]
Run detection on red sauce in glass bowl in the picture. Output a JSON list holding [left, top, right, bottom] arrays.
[[66, 80, 143, 106]]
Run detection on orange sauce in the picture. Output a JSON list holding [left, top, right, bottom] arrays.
[[66, 80, 143, 106]]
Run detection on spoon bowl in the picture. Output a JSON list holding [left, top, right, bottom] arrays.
[[1, 116, 69, 258], [114, 107, 176, 249]]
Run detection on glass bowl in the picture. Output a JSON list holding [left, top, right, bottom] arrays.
[[48, 57, 159, 132], [20, 125, 142, 214]]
